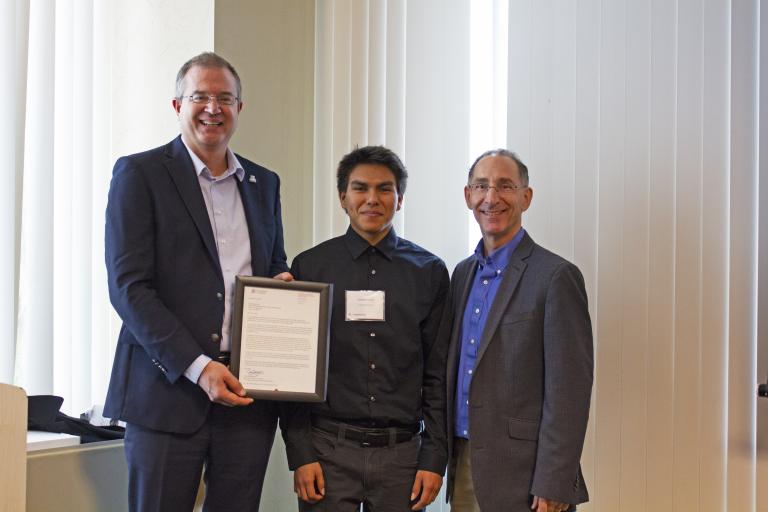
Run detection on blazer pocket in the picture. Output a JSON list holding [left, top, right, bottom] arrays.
[[508, 417, 540, 440], [500, 311, 537, 325]]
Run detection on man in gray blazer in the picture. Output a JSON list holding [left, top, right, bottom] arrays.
[[445, 149, 593, 512]]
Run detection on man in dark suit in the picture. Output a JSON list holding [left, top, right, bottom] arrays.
[[104, 52, 289, 512], [445, 150, 593, 512]]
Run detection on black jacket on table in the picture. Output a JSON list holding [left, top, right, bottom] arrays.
[[280, 227, 450, 474]]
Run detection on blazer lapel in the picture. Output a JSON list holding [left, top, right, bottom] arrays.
[[163, 137, 221, 275], [236, 168, 267, 275], [447, 258, 479, 372], [475, 234, 534, 365], [446, 257, 478, 436]]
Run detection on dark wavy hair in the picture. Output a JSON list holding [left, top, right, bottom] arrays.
[[337, 146, 408, 195]]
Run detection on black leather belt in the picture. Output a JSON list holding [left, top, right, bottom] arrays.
[[312, 416, 420, 447]]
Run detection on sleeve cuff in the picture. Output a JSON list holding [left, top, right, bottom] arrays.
[[184, 354, 212, 384], [417, 448, 448, 475]]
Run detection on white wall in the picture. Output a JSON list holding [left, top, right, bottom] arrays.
[[215, 0, 315, 261], [110, 0, 215, 158]]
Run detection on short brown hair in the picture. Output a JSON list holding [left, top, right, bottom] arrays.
[[175, 52, 242, 99]]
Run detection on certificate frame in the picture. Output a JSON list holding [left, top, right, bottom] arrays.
[[230, 276, 332, 402]]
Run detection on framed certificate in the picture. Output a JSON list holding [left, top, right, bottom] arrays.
[[230, 276, 332, 402]]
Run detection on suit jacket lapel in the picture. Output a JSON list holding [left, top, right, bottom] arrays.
[[163, 137, 221, 275], [446, 257, 478, 437], [448, 258, 479, 373], [475, 234, 534, 364], [236, 168, 267, 275]]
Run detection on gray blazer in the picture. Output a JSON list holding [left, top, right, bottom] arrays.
[[446, 232, 593, 511]]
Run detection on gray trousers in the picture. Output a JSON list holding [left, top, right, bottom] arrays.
[[298, 426, 422, 512]]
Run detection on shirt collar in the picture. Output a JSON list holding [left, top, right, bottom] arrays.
[[181, 140, 245, 182], [344, 225, 398, 261], [473, 227, 526, 269]]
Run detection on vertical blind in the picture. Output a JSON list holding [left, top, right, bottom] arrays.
[[4, 0, 214, 416], [9, 0, 119, 414], [313, 0, 471, 272]]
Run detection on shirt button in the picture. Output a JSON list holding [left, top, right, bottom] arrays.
[[468, 369, 473, 375], [369, 362, 376, 370], [369, 395, 376, 402], [211, 333, 221, 343], [371, 269, 377, 275], [470, 339, 475, 345], [463, 430, 468, 436], [466, 400, 469, 405], [370, 332, 376, 337], [483, 280, 488, 285], [216, 293, 223, 300], [474, 308, 480, 314], [496, 269, 501, 274]]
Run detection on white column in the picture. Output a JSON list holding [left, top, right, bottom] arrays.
[[0, 0, 19, 385], [728, 0, 759, 509], [404, 0, 470, 270], [757, 1, 768, 510], [17, 0, 56, 395], [89, 0, 113, 411]]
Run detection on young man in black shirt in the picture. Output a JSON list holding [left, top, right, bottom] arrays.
[[280, 146, 449, 512]]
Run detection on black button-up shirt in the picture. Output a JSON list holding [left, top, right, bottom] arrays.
[[280, 227, 450, 474]]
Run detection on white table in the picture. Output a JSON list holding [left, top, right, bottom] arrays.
[[27, 430, 80, 452]]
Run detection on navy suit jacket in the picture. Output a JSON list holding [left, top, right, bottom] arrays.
[[446, 233, 593, 510], [104, 136, 288, 433]]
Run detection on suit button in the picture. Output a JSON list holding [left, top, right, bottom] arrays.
[[211, 333, 221, 343]]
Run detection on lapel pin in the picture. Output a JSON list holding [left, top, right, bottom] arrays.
[[249, 175, 258, 184]]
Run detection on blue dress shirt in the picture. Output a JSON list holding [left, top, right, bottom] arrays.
[[454, 228, 525, 439]]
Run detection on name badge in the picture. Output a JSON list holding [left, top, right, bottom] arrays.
[[345, 290, 386, 321]]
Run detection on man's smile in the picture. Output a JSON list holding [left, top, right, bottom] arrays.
[[479, 207, 508, 217]]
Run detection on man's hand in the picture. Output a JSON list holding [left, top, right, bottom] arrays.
[[531, 495, 569, 512], [410, 470, 442, 510], [197, 361, 253, 406], [273, 272, 294, 282], [294, 462, 325, 503]]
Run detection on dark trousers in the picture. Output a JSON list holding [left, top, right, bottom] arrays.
[[125, 401, 277, 512], [299, 425, 422, 512]]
